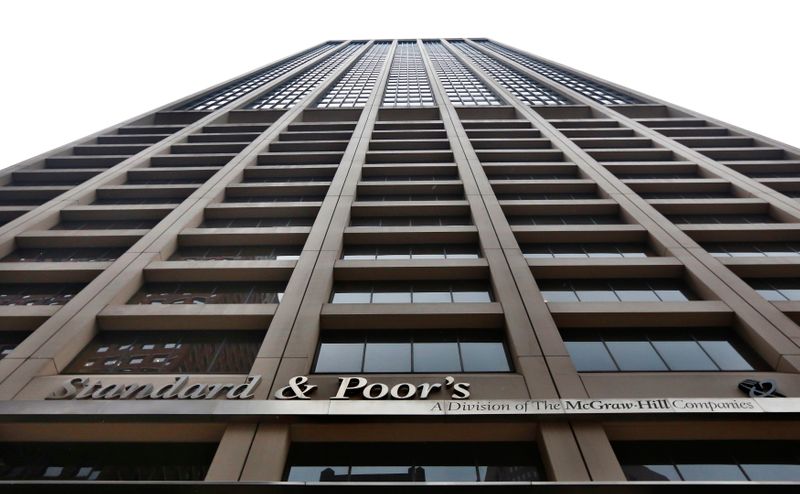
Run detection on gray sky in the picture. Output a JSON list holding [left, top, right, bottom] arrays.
[[1, 0, 798, 168]]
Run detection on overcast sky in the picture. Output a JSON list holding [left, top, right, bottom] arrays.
[[1, 0, 797, 168]]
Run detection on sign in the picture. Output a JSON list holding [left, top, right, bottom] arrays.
[[274, 375, 471, 400], [46, 375, 261, 400]]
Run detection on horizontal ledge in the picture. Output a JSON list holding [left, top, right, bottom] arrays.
[[144, 260, 296, 282], [320, 303, 504, 329], [547, 301, 733, 328], [528, 257, 683, 278], [0, 262, 110, 283], [98, 304, 278, 330], [333, 259, 489, 280]]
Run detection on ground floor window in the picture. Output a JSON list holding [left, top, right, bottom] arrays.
[[0, 442, 216, 480], [284, 442, 543, 482], [614, 441, 800, 481]]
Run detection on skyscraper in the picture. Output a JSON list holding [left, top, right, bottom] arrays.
[[0, 38, 799, 488]]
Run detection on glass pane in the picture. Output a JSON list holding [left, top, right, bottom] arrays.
[[564, 341, 616, 371], [350, 466, 413, 482], [755, 289, 785, 301], [460, 342, 510, 372], [419, 466, 477, 482], [413, 291, 452, 303], [479, 465, 541, 482], [622, 464, 682, 481], [605, 341, 667, 371], [288, 466, 349, 482], [413, 342, 461, 372], [364, 343, 411, 373], [616, 290, 660, 302], [652, 341, 717, 371], [315, 343, 364, 373], [540, 290, 578, 302], [452, 291, 492, 303], [653, 289, 690, 302], [576, 290, 619, 302], [698, 341, 753, 371], [372, 291, 411, 304], [331, 292, 371, 304], [677, 464, 747, 481], [741, 464, 800, 481]]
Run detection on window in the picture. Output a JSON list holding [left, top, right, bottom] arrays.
[[199, 217, 314, 228], [476, 40, 641, 105], [317, 42, 390, 109], [361, 174, 458, 182], [356, 194, 464, 202], [498, 192, 597, 200], [424, 41, 503, 106], [488, 173, 576, 180], [128, 282, 284, 305], [225, 195, 325, 203], [350, 216, 472, 226], [243, 176, 332, 183], [314, 331, 511, 374], [382, 41, 436, 107], [614, 441, 800, 481], [750, 279, 800, 301], [51, 220, 159, 230], [705, 243, 800, 258], [563, 328, 757, 372], [539, 279, 695, 302], [181, 42, 340, 111], [669, 214, 777, 224], [0, 442, 217, 480], [1, 248, 125, 262], [93, 197, 184, 205], [640, 191, 735, 199], [0, 332, 27, 359], [285, 442, 543, 482], [64, 330, 263, 374], [508, 215, 622, 226], [521, 243, 650, 259], [0, 284, 83, 306], [249, 42, 365, 110], [330, 281, 492, 304], [342, 244, 480, 260], [170, 246, 302, 261], [450, 41, 571, 106]]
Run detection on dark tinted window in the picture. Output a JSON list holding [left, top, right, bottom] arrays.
[[1, 248, 125, 262], [350, 216, 472, 227], [200, 217, 314, 227], [170, 246, 302, 261], [0, 442, 215, 480], [615, 441, 800, 481], [0, 284, 84, 306], [51, 220, 159, 230], [64, 330, 263, 374], [342, 244, 480, 260], [128, 282, 285, 304], [285, 442, 544, 482], [508, 215, 622, 225], [0, 331, 28, 359]]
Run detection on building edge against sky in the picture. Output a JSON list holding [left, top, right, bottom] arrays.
[[0, 39, 799, 489]]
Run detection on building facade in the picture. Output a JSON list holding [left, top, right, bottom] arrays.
[[0, 39, 799, 490]]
